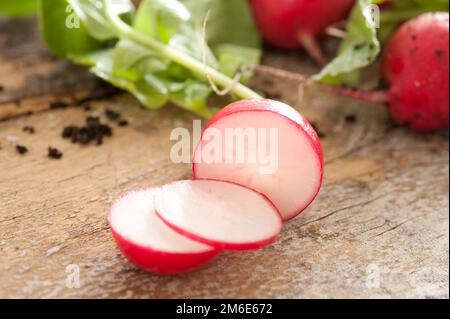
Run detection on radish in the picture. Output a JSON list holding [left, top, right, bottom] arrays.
[[154, 180, 283, 250], [381, 12, 449, 132], [252, 12, 449, 133], [108, 189, 219, 275], [193, 99, 324, 221], [249, 0, 355, 65]]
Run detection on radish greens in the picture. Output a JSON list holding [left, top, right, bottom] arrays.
[[315, 0, 449, 86], [12, 0, 263, 117], [0, 0, 37, 17]]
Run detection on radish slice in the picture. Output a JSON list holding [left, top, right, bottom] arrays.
[[154, 180, 282, 251], [193, 99, 323, 221], [108, 189, 218, 275]]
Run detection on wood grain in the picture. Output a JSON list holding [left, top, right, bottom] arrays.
[[0, 17, 448, 299]]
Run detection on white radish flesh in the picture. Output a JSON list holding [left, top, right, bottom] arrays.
[[193, 99, 323, 221], [154, 180, 282, 251], [108, 189, 218, 275]]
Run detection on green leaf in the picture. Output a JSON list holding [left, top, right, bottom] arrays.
[[388, 0, 448, 11], [112, 39, 170, 79], [0, 0, 37, 17], [112, 42, 213, 116], [379, 0, 449, 42], [77, 49, 171, 109], [134, 0, 218, 66], [215, 44, 262, 81], [68, 0, 134, 41], [180, 0, 261, 49], [134, 0, 261, 71], [167, 79, 213, 116], [73, 47, 214, 117], [121, 0, 261, 115], [180, 0, 262, 74], [38, 0, 104, 58], [66, 0, 261, 117], [134, 0, 190, 38], [314, 0, 380, 86]]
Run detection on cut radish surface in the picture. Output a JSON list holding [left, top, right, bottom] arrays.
[[193, 99, 323, 221], [154, 180, 282, 251], [108, 189, 218, 275]]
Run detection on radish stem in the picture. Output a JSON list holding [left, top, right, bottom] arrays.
[[325, 26, 347, 39], [298, 32, 328, 67], [253, 65, 388, 104]]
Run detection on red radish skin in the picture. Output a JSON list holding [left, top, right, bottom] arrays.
[[109, 189, 218, 275], [381, 12, 449, 132], [193, 99, 323, 221], [379, 1, 393, 11], [111, 230, 218, 275], [154, 180, 283, 251], [249, 0, 355, 65], [251, 13, 449, 133]]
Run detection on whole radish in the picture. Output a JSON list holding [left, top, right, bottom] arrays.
[[249, 0, 355, 65], [252, 12, 449, 133], [381, 12, 449, 132]]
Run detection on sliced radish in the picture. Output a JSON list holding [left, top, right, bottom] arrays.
[[193, 99, 323, 221], [108, 189, 218, 275], [154, 180, 282, 251]]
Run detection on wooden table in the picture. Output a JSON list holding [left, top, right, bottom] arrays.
[[1, 17, 448, 299]]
